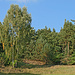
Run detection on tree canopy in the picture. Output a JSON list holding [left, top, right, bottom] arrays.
[[0, 4, 75, 67]]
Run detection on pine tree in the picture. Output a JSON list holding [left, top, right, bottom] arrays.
[[59, 19, 75, 64]]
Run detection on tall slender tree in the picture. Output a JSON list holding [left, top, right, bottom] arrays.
[[3, 4, 32, 67]]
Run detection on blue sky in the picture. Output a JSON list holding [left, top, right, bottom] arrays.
[[0, 0, 75, 32]]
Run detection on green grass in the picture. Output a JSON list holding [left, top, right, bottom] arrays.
[[0, 73, 39, 75], [1, 73, 75, 75], [43, 74, 75, 75], [1, 60, 75, 75]]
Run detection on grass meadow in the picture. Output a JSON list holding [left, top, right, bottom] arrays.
[[0, 60, 75, 75]]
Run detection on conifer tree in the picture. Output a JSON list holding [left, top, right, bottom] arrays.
[[59, 19, 75, 64]]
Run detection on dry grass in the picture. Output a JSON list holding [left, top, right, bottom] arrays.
[[22, 59, 45, 65], [0, 60, 75, 75], [0, 65, 75, 75]]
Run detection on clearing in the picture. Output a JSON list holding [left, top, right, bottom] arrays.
[[0, 59, 75, 75]]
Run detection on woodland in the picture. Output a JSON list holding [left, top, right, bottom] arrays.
[[0, 4, 75, 68]]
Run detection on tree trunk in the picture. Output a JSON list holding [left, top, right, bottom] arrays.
[[65, 41, 67, 55], [3, 43, 4, 50], [68, 42, 70, 56]]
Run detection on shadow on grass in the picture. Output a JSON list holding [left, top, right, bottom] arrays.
[[17, 61, 53, 69], [0, 73, 40, 75]]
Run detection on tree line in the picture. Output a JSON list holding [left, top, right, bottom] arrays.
[[0, 4, 75, 67]]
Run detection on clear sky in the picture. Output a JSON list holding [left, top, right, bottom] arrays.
[[0, 0, 75, 32]]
